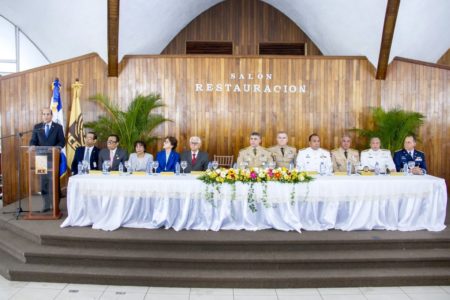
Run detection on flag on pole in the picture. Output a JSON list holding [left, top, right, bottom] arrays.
[[50, 78, 68, 177], [67, 79, 85, 170]]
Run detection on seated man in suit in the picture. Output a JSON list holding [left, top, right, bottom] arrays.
[[393, 135, 427, 174], [71, 132, 99, 175], [331, 134, 359, 172], [29, 108, 66, 212], [360, 137, 395, 172], [237, 132, 273, 168], [296, 133, 331, 172], [98, 134, 128, 171], [180, 136, 209, 172], [268, 131, 297, 168]]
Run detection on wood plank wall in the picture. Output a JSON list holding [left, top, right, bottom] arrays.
[[118, 55, 378, 155], [1, 54, 449, 204], [161, 0, 322, 56], [381, 58, 450, 185], [0, 53, 117, 204], [437, 48, 450, 66]]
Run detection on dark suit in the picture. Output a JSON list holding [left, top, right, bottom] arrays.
[[393, 149, 427, 172], [98, 148, 128, 171], [156, 150, 180, 172], [180, 150, 209, 172], [29, 122, 66, 211], [71, 146, 99, 175]]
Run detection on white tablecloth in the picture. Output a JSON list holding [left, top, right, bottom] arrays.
[[61, 174, 447, 232]]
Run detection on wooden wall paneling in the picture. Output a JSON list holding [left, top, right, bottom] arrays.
[[0, 53, 116, 204], [162, 0, 322, 56], [2, 54, 448, 205]]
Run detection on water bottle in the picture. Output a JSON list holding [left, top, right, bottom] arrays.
[[118, 162, 124, 175], [175, 162, 181, 175], [232, 162, 238, 169], [77, 161, 83, 175], [146, 161, 153, 175], [374, 162, 380, 175], [403, 162, 408, 176], [207, 162, 212, 170], [346, 160, 352, 176], [319, 161, 325, 176], [289, 162, 294, 171], [102, 161, 108, 175]]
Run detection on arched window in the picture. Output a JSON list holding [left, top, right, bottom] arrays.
[[0, 15, 50, 76]]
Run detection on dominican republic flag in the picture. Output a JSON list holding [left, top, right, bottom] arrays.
[[50, 78, 68, 177]]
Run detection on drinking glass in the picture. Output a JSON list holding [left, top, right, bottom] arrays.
[[212, 160, 219, 170], [408, 161, 415, 175], [152, 161, 159, 175], [180, 160, 188, 175], [124, 160, 131, 174]]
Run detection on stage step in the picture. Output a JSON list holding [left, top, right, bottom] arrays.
[[0, 214, 449, 287], [0, 229, 450, 271]]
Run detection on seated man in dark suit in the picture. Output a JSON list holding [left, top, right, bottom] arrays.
[[393, 135, 427, 175], [180, 136, 209, 173], [71, 132, 100, 175], [98, 134, 128, 171], [29, 108, 66, 212]]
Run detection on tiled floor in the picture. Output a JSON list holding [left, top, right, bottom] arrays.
[[0, 277, 449, 300]]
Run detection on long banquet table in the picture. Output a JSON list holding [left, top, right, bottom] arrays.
[[61, 173, 447, 232]]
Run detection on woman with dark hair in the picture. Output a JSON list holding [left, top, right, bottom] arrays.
[[155, 136, 180, 172], [128, 140, 153, 171]]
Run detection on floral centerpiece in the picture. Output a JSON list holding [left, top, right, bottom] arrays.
[[198, 167, 314, 212]]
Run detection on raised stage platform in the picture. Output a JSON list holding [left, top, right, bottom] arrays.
[[0, 198, 449, 288]]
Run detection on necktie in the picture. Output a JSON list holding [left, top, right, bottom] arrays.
[[192, 153, 197, 165], [45, 124, 50, 137], [280, 147, 285, 156], [84, 148, 90, 162], [110, 151, 114, 162], [253, 148, 257, 155], [344, 150, 348, 159], [410, 151, 413, 157]]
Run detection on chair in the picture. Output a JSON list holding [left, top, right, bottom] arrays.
[[213, 155, 234, 168]]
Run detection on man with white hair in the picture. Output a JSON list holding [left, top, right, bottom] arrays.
[[180, 136, 209, 172]]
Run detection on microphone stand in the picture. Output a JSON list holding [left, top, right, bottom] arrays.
[[1, 129, 35, 219]]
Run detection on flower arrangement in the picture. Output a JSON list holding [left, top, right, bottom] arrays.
[[198, 167, 313, 184], [198, 167, 314, 212]]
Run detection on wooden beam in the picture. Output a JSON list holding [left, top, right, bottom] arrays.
[[376, 0, 401, 80], [107, 0, 120, 77]]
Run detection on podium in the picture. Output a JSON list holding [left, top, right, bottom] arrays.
[[21, 146, 62, 220]]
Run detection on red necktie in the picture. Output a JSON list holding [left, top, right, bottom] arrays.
[[192, 153, 197, 165]]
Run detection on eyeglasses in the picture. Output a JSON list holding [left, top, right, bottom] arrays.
[[107, 140, 117, 144], [190, 142, 199, 145]]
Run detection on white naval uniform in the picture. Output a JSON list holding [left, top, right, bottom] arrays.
[[360, 149, 396, 170], [296, 147, 332, 172]]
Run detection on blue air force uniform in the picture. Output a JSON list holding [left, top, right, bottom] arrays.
[[393, 149, 427, 172]]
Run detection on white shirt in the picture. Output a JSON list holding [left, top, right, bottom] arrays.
[[296, 147, 332, 172], [360, 149, 396, 170]]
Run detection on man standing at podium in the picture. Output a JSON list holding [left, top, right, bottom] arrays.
[[29, 108, 65, 212]]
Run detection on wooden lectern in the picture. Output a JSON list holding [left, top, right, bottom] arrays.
[[21, 146, 62, 220]]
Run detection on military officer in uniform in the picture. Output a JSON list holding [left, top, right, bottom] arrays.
[[296, 134, 331, 172], [393, 135, 427, 174], [360, 137, 395, 171], [331, 135, 359, 172], [268, 131, 297, 168], [237, 132, 274, 168]]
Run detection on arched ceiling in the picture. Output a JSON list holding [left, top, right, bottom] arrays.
[[1, 0, 449, 68]]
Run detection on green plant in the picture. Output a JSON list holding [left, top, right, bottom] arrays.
[[353, 107, 425, 154], [85, 93, 170, 154]]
